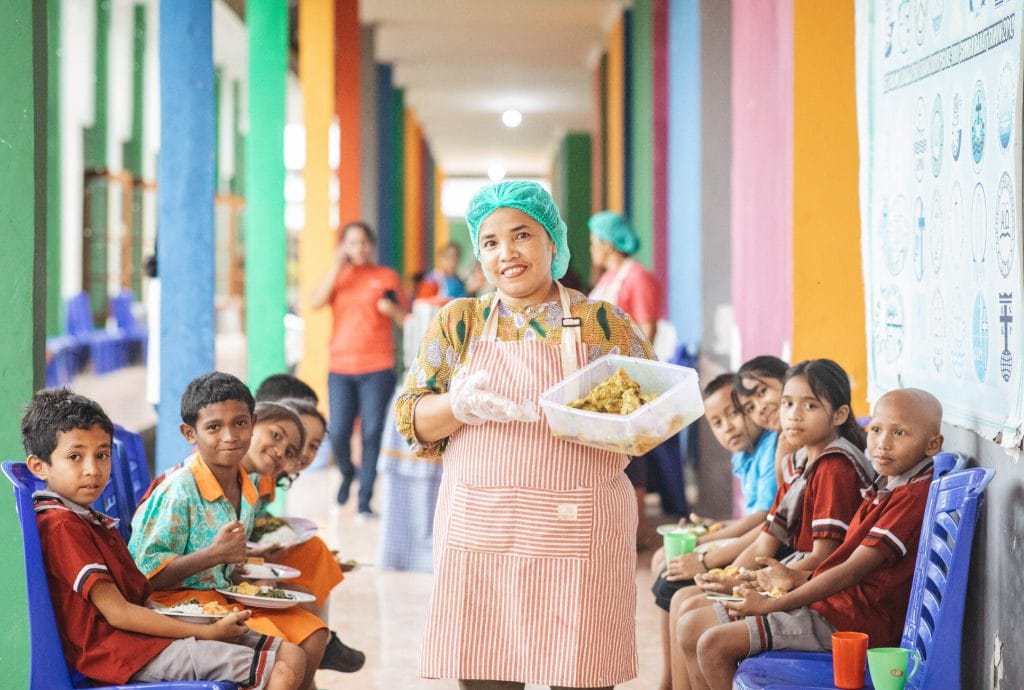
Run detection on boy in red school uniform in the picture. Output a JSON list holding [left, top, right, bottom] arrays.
[[678, 388, 944, 690], [22, 388, 304, 689]]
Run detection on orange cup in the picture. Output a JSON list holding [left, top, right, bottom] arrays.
[[831, 631, 869, 689]]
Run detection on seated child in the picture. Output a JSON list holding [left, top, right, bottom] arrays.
[[669, 359, 875, 690], [128, 372, 332, 689], [679, 388, 943, 690], [22, 388, 304, 689], [650, 373, 778, 689], [244, 399, 363, 673], [255, 373, 319, 406]]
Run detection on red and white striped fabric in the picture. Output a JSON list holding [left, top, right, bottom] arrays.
[[419, 285, 638, 687]]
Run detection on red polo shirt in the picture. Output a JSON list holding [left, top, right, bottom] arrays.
[[35, 491, 171, 684], [764, 454, 865, 551], [328, 264, 405, 374], [810, 463, 934, 646]]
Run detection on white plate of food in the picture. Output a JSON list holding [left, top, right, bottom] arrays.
[[155, 599, 235, 624], [239, 561, 302, 581], [217, 584, 316, 609], [247, 516, 318, 549]]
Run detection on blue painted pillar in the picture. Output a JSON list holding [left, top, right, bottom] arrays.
[[156, 0, 215, 471], [667, 0, 702, 351]]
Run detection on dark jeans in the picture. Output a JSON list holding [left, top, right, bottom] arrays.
[[328, 368, 396, 512]]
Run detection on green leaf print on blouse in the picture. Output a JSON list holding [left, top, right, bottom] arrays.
[[455, 317, 466, 345], [597, 304, 611, 340], [529, 318, 547, 337]]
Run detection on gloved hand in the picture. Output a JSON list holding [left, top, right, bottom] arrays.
[[449, 369, 540, 425]]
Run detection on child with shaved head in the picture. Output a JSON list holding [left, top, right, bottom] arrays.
[[679, 388, 943, 690]]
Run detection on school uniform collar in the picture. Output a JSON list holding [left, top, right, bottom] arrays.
[[862, 458, 934, 501], [252, 472, 276, 501], [188, 453, 258, 506], [31, 489, 120, 530]]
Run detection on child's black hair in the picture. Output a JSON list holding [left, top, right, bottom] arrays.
[[702, 373, 736, 399], [21, 388, 115, 463], [254, 373, 319, 405], [180, 371, 255, 427], [277, 397, 328, 435], [784, 359, 866, 449], [733, 356, 790, 412]]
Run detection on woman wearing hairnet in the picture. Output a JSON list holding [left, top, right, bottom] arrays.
[[395, 181, 654, 689], [588, 211, 665, 549]]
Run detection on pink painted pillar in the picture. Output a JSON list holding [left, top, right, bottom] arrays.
[[730, 0, 793, 360]]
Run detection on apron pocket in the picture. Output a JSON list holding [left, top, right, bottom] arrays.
[[448, 483, 594, 560]]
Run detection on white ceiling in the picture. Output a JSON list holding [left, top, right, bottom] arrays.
[[360, 0, 624, 179]]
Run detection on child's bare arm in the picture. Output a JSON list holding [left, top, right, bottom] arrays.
[[148, 521, 247, 590], [725, 545, 886, 617], [89, 581, 250, 642], [788, 536, 842, 572], [731, 530, 781, 570], [704, 511, 767, 541]]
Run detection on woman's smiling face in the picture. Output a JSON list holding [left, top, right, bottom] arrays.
[[477, 207, 556, 306]]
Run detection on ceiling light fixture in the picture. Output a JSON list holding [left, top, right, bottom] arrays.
[[487, 163, 506, 182], [501, 109, 522, 128]]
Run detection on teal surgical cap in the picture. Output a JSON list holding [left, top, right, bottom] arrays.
[[588, 211, 639, 256], [466, 181, 571, 280]]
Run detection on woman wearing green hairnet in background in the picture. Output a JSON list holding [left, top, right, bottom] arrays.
[[588, 211, 666, 551], [395, 181, 655, 689]]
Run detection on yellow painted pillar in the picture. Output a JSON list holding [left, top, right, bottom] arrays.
[[791, 0, 867, 412], [403, 109, 423, 277], [297, 0, 335, 404], [434, 166, 448, 249], [605, 15, 625, 213]]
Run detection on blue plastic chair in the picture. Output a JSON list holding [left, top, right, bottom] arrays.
[[114, 425, 153, 508], [733, 455, 993, 690], [1, 462, 236, 689], [66, 292, 129, 374], [110, 289, 148, 364]]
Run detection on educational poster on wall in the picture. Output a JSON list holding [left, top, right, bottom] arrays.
[[855, 0, 1024, 447]]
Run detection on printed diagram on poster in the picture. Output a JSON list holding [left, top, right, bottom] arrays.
[[856, 0, 1024, 447]]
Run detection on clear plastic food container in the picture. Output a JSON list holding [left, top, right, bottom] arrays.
[[539, 355, 705, 456]]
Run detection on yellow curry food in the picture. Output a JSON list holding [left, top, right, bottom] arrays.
[[567, 368, 659, 415]]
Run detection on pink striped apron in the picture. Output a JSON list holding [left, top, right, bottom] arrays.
[[419, 283, 638, 687]]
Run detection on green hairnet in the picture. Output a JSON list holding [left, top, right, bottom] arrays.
[[588, 211, 640, 255], [466, 181, 570, 280]]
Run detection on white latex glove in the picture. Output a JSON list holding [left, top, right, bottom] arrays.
[[449, 369, 540, 425]]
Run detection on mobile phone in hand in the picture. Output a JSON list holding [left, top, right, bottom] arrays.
[[383, 289, 398, 304]]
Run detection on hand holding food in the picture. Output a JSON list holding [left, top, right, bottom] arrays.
[[205, 609, 251, 642], [567, 368, 659, 415], [723, 585, 780, 617], [696, 565, 745, 594], [450, 369, 539, 425], [210, 520, 247, 566], [752, 556, 806, 594]]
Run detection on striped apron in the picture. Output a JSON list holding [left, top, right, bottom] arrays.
[[419, 283, 638, 687]]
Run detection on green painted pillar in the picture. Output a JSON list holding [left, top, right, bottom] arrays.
[[0, 2, 46, 686], [629, 0, 654, 269], [392, 89, 405, 274], [123, 5, 146, 297], [83, 0, 110, 320], [556, 133, 593, 283], [45, 0, 62, 336], [245, 0, 288, 387]]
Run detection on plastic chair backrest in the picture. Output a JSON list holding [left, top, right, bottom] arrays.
[[110, 290, 137, 332], [900, 464, 993, 690], [113, 425, 151, 509], [66, 292, 96, 336], [90, 475, 130, 542], [2, 462, 79, 689]]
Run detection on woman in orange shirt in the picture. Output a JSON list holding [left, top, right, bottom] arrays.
[[311, 221, 406, 515]]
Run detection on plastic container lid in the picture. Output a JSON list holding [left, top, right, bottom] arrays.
[[539, 355, 705, 456]]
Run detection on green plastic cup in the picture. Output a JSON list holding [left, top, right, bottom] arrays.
[[663, 530, 697, 560], [867, 647, 919, 690]]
